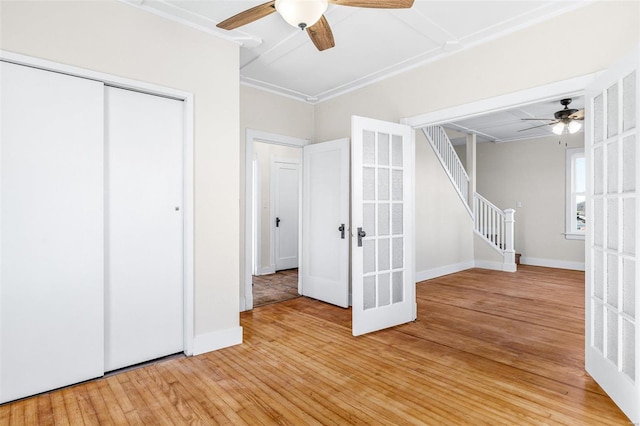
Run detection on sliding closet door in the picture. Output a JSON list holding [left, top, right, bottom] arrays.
[[0, 62, 104, 403], [104, 87, 184, 371]]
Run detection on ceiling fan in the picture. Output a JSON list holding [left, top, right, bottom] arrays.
[[216, 0, 415, 51], [519, 98, 585, 135]]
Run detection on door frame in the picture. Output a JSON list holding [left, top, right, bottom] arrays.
[[402, 73, 599, 129], [243, 129, 310, 311], [0, 50, 196, 356], [271, 157, 302, 272]]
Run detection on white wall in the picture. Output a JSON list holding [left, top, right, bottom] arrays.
[[475, 133, 585, 269], [254, 142, 302, 273], [415, 132, 475, 277], [1, 1, 241, 349], [314, 0, 639, 275]]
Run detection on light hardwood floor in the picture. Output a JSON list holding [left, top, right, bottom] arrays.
[[0, 266, 629, 424]]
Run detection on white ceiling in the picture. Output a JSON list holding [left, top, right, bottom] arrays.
[[444, 96, 585, 145], [127, 0, 587, 103]]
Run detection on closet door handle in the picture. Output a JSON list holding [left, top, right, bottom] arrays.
[[338, 224, 345, 239], [276, 217, 281, 227]]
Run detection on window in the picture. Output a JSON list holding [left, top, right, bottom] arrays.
[[566, 147, 585, 239]]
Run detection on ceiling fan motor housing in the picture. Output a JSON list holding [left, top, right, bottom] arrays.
[[554, 98, 578, 121]]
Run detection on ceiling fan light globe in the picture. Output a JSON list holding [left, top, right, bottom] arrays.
[[552, 122, 565, 135], [568, 120, 582, 134], [275, 0, 328, 29]]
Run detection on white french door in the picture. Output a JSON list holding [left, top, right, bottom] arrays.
[[273, 161, 300, 271], [301, 139, 350, 308], [104, 87, 184, 372], [351, 116, 415, 336], [0, 62, 105, 403], [585, 46, 639, 423]]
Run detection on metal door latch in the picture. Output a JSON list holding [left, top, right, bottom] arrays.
[[357, 227, 366, 247]]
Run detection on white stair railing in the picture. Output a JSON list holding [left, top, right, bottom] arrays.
[[474, 193, 515, 265], [422, 125, 470, 212]]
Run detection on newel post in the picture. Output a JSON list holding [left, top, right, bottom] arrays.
[[504, 209, 516, 265]]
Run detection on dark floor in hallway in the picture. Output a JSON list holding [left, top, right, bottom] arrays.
[[252, 268, 299, 307]]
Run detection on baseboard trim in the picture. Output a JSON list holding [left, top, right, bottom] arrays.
[[475, 260, 517, 272], [258, 266, 276, 275], [520, 256, 585, 271], [416, 261, 475, 282], [192, 326, 243, 356]]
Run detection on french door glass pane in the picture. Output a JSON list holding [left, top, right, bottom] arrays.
[[594, 147, 604, 195], [622, 319, 635, 381], [623, 197, 636, 254], [364, 204, 376, 237], [607, 199, 619, 250], [594, 199, 604, 247], [392, 237, 403, 269], [392, 135, 403, 167], [392, 170, 403, 201], [607, 308, 619, 365], [378, 273, 390, 307], [363, 131, 375, 164], [607, 142, 619, 194], [594, 250, 604, 300], [607, 254, 619, 309], [378, 168, 389, 200], [623, 258, 635, 318], [594, 301, 604, 352], [623, 136, 636, 192], [608, 83, 619, 138], [378, 238, 390, 271], [363, 167, 375, 200], [392, 204, 403, 235], [363, 240, 375, 274], [392, 271, 403, 303], [594, 94, 604, 143], [378, 203, 389, 236], [623, 71, 636, 131], [364, 276, 376, 310], [378, 133, 389, 166]]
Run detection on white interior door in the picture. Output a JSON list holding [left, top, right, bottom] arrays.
[[0, 62, 105, 403], [585, 46, 639, 423], [301, 139, 350, 308], [274, 161, 300, 271], [351, 116, 415, 336], [105, 87, 184, 372]]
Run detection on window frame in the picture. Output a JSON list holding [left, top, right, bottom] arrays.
[[565, 147, 586, 240]]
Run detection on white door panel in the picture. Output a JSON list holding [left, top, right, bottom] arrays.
[[274, 162, 300, 271], [0, 62, 105, 402], [301, 139, 350, 308], [105, 87, 184, 371], [585, 46, 639, 423], [351, 116, 415, 336]]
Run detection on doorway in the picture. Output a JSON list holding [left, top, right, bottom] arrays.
[[244, 130, 309, 311]]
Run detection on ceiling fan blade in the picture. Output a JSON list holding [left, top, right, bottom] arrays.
[[518, 121, 558, 132], [569, 109, 585, 120], [329, 0, 414, 8], [216, 1, 276, 30], [307, 15, 335, 51], [520, 118, 556, 121]]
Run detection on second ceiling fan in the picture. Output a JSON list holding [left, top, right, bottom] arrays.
[[216, 0, 415, 51], [519, 98, 585, 135]]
